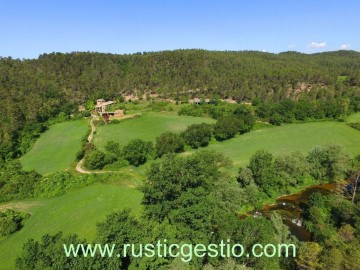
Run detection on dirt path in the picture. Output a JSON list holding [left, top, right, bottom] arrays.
[[87, 115, 97, 142], [76, 115, 99, 174], [75, 114, 135, 175]]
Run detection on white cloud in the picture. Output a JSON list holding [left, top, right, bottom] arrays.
[[339, 44, 351, 50], [307, 42, 327, 48]]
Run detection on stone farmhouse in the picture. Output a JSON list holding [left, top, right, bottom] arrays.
[[95, 99, 124, 121], [95, 99, 115, 113]]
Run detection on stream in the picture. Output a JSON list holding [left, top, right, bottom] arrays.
[[246, 182, 343, 241]]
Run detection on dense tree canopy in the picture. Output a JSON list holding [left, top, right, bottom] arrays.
[[239, 144, 354, 200]]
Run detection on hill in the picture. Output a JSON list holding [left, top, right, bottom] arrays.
[[1, 49, 360, 162]]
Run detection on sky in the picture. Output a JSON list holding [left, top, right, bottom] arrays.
[[1, 0, 359, 59]]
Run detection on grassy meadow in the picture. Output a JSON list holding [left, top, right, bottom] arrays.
[[93, 112, 215, 150], [0, 184, 142, 270], [90, 111, 360, 174], [191, 121, 360, 171], [21, 111, 360, 176], [20, 120, 89, 175]]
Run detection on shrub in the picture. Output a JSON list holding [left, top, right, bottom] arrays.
[[104, 141, 121, 155], [248, 150, 276, 195], [103, 158, 129, 170], [155, 132, 185, 157], [84, 150, 107, 170], [178, 105, 205, 117], [76, 148, 85, 161], [0, 162, 42, 203], [108, 119, 121, 124], [34, 172, 96, 198], [122, 139, 154, 166], [347, 122, 360, 131], [76, 143, 96, 161], [269, 114, 283, 126], [213, 116, 240, 141], [274, 152, 311, 187], [307, 144, 351, 182], [149, 101, 171, 112], [181, 123, 213, 149], [0, 209, 29, 237], [233, 105, 255, 133]]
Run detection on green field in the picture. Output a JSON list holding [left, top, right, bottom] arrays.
[[346, 112, 360, 122], [195, 121, 360, 171], [0, 184, 142, 270], [93, 112, 215, 150], [20, 120, 89, 175]]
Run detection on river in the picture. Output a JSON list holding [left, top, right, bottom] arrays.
[[245, 182, 344, 241]]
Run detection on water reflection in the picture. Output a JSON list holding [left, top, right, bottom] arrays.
[[243, 182, 341, 241]]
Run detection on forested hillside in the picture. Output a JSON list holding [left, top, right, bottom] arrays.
[[1, 49, 360, 162], [29, 50, 360, 100]]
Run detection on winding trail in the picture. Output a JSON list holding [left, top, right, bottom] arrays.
[[73, 113, 145, 176], [75, 114, 133, 175], [76, 115, 98, 174]]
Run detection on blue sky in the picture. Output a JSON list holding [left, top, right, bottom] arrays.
[[1, 0, 359, 58]]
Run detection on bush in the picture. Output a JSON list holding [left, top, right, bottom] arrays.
[[274, 152, 311, 187], [155, 132, 185, 157], [76, 143, 95, 161], [108, 119, 121, 124], [0, 162, 42, 203], [16, 232, 89, 269], [149, 101, 171, 112], [104, 152, 117, 165], [248, 150, 276, 195], [233, 105, 255, 133], [84, 150, 107, 170], [269, 114, 283, 126], [0, 209, 29, 237], [347, 122, 360, 131], [252, 97, 261, 106], [104, 141, 121, 155], [84, 148, 119, 170], [213, 116, 240, 141], [307, 144, 351, 182], [34, 172, 96, 198], [77, 110, 91, 118], [103, 158, 129, 170], [76, 148, 85, 161], [178, 105, 205, 117], [122, 139, 154, 166], [181, 123, 213, 149]]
